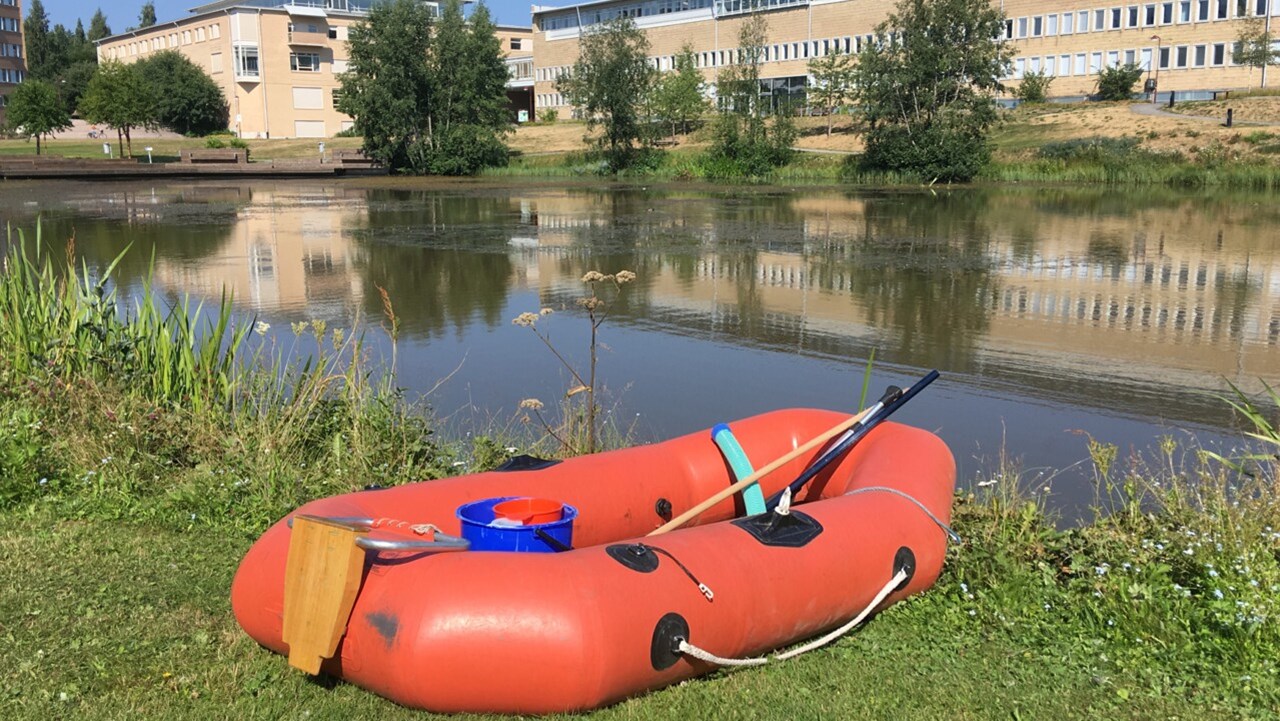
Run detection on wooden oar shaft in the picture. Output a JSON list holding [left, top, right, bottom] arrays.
[[647, 406, 876, 537]]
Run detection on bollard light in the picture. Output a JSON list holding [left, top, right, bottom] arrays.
[[145, 146, 153, 164]]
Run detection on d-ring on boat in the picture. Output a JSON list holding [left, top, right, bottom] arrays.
[[231, 373, 957, 714]]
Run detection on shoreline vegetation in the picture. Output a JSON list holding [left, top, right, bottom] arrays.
[[2, 229, 1280, 717], [11, 100, 1280, 189]]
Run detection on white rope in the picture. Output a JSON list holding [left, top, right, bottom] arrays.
[[676, 567, 908, 667]]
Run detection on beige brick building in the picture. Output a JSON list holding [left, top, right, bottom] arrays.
[[530, 0, 1280, 114], [0, 0, 26, 124], [95, 1, 534, 139]]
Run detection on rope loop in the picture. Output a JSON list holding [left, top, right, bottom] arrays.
[[677, 567, 907, 668]]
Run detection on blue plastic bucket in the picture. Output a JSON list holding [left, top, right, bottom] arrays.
[[456, 496, 577, 553]]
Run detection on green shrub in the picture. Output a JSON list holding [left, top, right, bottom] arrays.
[[420, 123, 510, 175], [1016, 70, 1054, 104], [1243, 131, 1276, 145], [858, 122, 990, 183], [204, 136, 225, 149], [334, 126, 360, 138], [540, 108, 558, 123], [700, 111, 796, 179], [1095, 63, 1144, 101], [228, 137, 249, 149]]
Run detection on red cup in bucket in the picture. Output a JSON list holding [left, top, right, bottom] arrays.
[[492, 497, 564, 525]]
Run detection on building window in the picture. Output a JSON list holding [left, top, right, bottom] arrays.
[[211, 24, 221, 39], [1033, 15, 1043, 35], [1079, 10, 1090, 31], [197, 27, 206, 42], [1128, 4, 1140, 25], [1198, 0, 1211, 19], [1159, 46, 1171, 67], [1111, 7, 1123, 28], [1162, 2, 1174, 21], [291, 53, 321, 72], [1095, 9, 1107, 29], [511, 38, 524, 50], [235, 45, 260, 77], [1176, 45, 1188, 66], [1017, 17, 1028, 37], [1047, 14, 1058, 34], [1107, 50, 1120, 66], [1062, 13, 1074, 33], [1194, 44, 1207, 65], [1213, 42, 1226, 63], [1075, 52, 1087, 74], [1145, 3, 1157, 23], [329, 27, 339, 39], [1217, 0, 1229, 18], [1125, 49, 1136, 64]]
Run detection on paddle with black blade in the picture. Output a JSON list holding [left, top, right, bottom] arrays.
[[763, 369, 940, 512]]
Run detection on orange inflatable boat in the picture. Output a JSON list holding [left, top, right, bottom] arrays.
[[231, 407, 956, 714]]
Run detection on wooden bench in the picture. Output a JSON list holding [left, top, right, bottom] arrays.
[[180, 148, 248, 164], [332, 150, 377, 167]]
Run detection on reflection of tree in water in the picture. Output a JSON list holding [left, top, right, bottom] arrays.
[[810, 192, 999, 371], [360, 244, 515, 337], [1086, 231, 1128, 276]]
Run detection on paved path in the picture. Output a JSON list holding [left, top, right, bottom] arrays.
[[1129, 101, 1280, 127]]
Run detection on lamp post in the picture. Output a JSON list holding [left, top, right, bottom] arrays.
[[1150, 35, 1162, 104]]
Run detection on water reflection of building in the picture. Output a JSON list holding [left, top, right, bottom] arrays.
[[152, 186, 368, 318], [519, 190, 1280, 392]]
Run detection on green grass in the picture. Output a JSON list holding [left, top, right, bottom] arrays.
[[2, 473, 1275, 719]]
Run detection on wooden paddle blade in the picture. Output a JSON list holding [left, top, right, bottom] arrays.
[[282, 515, 367, 675]]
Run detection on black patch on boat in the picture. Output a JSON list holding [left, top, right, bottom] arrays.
[[893, 546, 916, 589], [365, 611, 399, 646], [650, 612, 689, 670], [494, 455, 561, 472], [607, 544, 659, 573], [732, 510, 822, 547]]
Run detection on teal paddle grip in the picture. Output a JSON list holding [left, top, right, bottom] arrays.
[[711, 423, 767, 516]]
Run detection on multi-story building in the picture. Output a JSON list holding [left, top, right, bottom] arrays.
[[95, 1, 534, 139], [0, 0, 26, 124], [530, 0, 1280, 115]]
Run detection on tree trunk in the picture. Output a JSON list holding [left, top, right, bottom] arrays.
[[125, 127, 133, 158], [116, 128, 124, 158], [35, 134, 41, 155], [827, 110, 833, 137]]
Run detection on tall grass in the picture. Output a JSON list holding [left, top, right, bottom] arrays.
[[0, 224, 453, 533]]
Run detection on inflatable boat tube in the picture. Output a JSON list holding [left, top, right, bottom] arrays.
[[231, 408, 956, 714]]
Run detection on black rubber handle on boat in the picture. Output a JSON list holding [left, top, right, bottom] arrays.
[[534, 528, 573, 553], [763, 370, 940, 512]]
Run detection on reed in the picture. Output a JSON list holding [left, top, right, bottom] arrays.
[[0, 224, 447, 532]]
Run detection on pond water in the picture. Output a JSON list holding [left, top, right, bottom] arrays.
[[3, 178, 1277, 516]]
